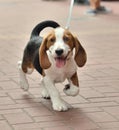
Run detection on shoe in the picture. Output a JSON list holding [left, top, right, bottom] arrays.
[[85, 9, 97, 16], [96, 6, 112, 14]]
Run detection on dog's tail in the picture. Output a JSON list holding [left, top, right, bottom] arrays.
[[30, 20, 60, 39]]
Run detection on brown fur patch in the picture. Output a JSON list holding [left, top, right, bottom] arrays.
[[70, 72, 79, 87], [46, 32, 56, 49], [73, 37, 87, 67], [22, 61, 34, 73], [39, 34, 52, 69], [63, 30, 74, 50], [39, 31, 57, 69]]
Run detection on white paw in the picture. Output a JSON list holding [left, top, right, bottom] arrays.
[[52, 99, 71, 111], [17, 60, 22, 67], [63, 84, 79, 96], [20, 80, 29, 91], [41, 88, 50, 99]]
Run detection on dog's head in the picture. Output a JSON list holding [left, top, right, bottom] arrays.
[[39, 27, 87, 69]]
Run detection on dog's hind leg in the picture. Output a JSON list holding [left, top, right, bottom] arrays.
[[17, 60, 34, 91]]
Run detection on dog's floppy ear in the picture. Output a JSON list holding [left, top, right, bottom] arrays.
[[39, 37, 51, 69], [74, 36, 87, 67]]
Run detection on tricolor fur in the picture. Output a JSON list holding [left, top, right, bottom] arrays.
[[18, 20, 87, 111]]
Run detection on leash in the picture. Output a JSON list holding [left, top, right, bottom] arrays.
[[65, 0, 74, 30]]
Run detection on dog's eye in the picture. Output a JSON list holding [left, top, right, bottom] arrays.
[[50, 38, 55, 43], [63, 36, 69, 42]]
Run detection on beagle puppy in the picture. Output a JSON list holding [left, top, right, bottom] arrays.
[[18, 20, 87, 111]]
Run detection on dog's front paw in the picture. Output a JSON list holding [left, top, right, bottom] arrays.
[[20, 80, 29, 91], [52, 99, 71, 111], [63, 84, 79, 96]]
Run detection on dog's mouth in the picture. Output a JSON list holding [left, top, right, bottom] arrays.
[[55, 56, 67, 68]]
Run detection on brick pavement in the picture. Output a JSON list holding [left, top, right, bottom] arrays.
[[0, 0, 119, 130]]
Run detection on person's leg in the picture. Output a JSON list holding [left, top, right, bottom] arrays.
[[86, 0, 111, 15], [85, 0, 100, 15], [90, 0, 100, 10]]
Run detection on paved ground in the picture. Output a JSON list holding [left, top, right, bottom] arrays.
[[0, 0, 119, 130]]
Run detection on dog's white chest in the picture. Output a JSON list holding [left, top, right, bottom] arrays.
[[45, 58, 77, 83]]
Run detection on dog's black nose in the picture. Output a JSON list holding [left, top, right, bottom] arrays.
[[55, 49, 64, 56]]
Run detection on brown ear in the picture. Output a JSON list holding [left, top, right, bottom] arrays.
[[39, 38, 51, 69], [74, 37, 87, 67]]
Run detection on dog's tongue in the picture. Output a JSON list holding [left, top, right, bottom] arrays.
[[55, 58, 65, 68]]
